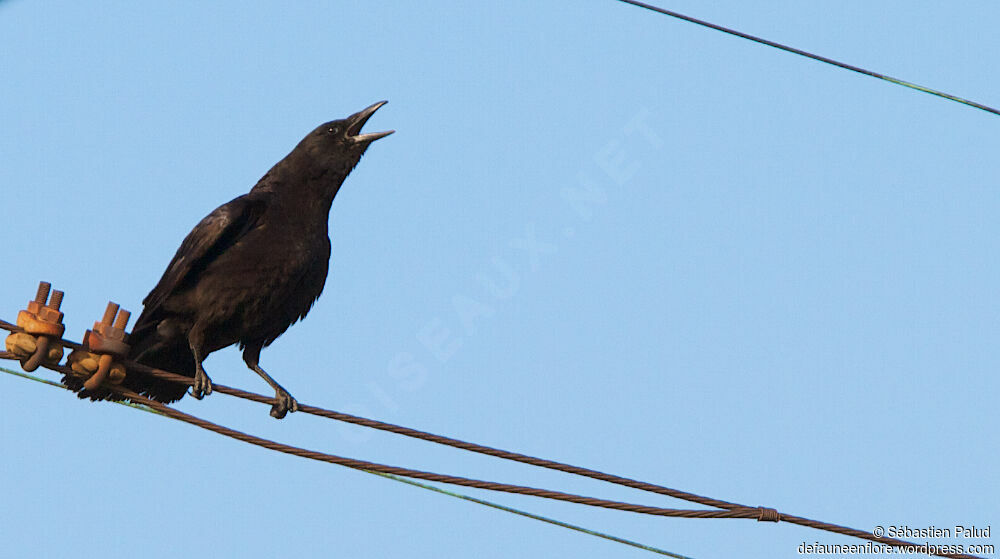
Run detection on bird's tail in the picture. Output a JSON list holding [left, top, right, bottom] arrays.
[[60, 322, 193, 403], [120, 325, 193, 403]]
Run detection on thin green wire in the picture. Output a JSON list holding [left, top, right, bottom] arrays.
[[0, 365, 162, 414], [366, 470, 695, 559], [0, 364, 693, 559]]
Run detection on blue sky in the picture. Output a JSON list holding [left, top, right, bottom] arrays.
[[1, 1, 997, 558]]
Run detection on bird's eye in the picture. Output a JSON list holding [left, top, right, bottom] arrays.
[[327, 127, 340, 135]]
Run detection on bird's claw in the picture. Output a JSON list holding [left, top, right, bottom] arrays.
[[270, 389, 298, 419], [191, 368, 213, 400]]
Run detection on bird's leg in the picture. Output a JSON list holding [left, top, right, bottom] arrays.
[[188, 329, 213, 400], [243, 344, 298, 419]]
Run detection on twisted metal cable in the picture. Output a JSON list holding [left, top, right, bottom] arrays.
[[119, 386, 760, 518], [2, 363, 694, 558], [19, 356, 758, 520], [0, 318, 984, 559], [2, 315, 754, 512]]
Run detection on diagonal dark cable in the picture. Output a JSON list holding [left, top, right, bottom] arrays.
[[0, 319, 984, 559], [615, 0, 1000, 117], [1, 316, 750, 511], [118, 385, 761, 518], [1, 364, 695, 558], [16, 356, 756, 519]]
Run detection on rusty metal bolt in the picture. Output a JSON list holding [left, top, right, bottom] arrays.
[[16, 281, 66, 371], [81, 302, 131, 391]]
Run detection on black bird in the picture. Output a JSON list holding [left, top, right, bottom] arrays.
[[117, 101, 392, 418]]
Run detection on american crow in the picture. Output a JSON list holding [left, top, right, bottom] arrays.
[[116, 101, 392, 418]]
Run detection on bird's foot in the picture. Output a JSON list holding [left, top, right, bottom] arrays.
[[190, 367, 213, 400], [270, 388, 298, 419]]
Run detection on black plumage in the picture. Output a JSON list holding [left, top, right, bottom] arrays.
[[96, 101, 392, 418]]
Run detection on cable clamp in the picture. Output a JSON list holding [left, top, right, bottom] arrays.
[[4, 281, 66, 371], [756, 506, 780, 522], [67, 302, 131, 390]]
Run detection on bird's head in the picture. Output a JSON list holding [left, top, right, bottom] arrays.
[[299, 100, 395, 176], [258, 101, 393, 202]]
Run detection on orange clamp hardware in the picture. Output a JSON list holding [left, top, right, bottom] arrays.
[[79, 302, 131, 391], [9, 281, 66, 372]]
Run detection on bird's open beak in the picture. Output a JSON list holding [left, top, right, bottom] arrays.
[[347, 101, 394, 144]]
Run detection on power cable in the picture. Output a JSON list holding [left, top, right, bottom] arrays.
[[0, 319, 985, 559], [0, 363, 693, 559], [615, 0, 1000, 117]]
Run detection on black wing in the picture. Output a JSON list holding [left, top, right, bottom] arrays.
[[142, 194, 266, 313]]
